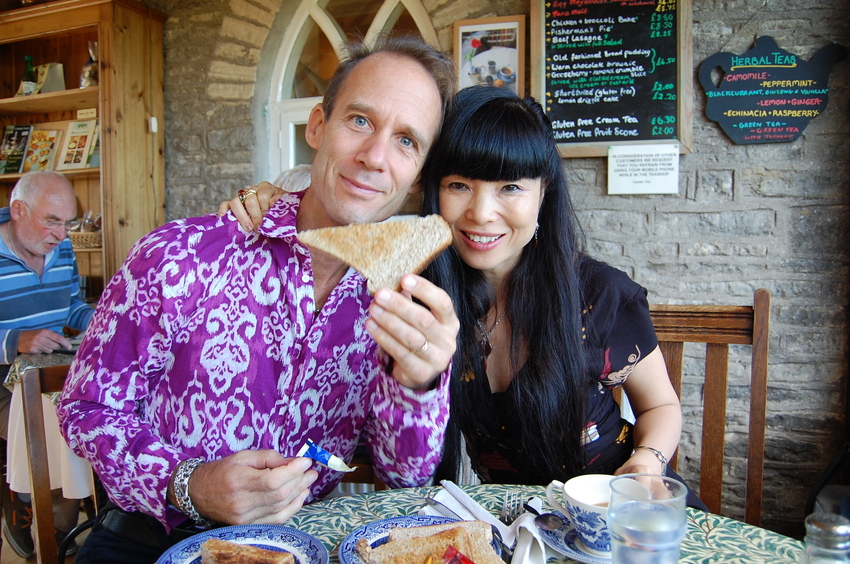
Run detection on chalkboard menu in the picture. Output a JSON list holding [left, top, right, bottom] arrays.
[[699, 36, 848, 145], [530, 0, 693, 157]]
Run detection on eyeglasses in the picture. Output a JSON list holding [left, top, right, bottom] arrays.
[[40, 217, 82, 231], [22, 201, 82, 231]]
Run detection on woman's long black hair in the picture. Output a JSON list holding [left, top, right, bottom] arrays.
[[421, 86, 592, 483]]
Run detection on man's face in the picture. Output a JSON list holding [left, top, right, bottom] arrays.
[[11, 183, 78, 257], [301, 52, 443, 229]]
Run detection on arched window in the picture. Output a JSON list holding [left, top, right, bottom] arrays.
[[267, 0, 437, 181]]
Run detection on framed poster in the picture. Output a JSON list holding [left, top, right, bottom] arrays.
[[530, 0, 693, 157], [454, 15, 526, 95]]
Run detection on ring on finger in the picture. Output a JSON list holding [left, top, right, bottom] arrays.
[[418, 339, 429, 355], [238, 187, 258, 204]]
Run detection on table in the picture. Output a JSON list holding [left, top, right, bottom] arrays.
[[4, 352, 94, 498], [289, 483, 803, 563], [4, 352, 75, 399]]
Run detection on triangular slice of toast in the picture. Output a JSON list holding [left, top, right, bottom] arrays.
[[297, 215, 453, 294], [200, 538, 296, 564]]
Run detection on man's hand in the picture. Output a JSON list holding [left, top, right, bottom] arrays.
[[178, 450, 318, 525], [365, 274, 459, 389], [216, 182, 284, 232], [17, 329, 72, 354]]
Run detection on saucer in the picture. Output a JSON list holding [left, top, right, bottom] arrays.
[[538, 512, 611, 564]]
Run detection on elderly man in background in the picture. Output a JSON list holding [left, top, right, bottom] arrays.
[[58, 33, 459, 563], [0, 170, 95, 557]]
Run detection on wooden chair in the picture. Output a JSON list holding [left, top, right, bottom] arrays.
[[20, 364, 99, 564], [648, 288, 771, 526]]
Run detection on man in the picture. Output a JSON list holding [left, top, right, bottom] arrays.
[[57, 34, 459, 562], [0, 170, 95, 557]]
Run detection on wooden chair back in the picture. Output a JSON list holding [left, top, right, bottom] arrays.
[[648, 288, 770, 526], [20, 364, 72, 564], [340, 447, 387, 491]]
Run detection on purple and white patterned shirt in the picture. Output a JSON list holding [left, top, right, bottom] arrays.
[[57, 191, 449, 528]]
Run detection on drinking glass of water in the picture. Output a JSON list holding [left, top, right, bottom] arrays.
[[608, 473, 688, 564]]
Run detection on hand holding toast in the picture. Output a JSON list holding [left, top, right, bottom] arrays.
[[296, 215, 457, 389], [171, 450, 318, 525], [367, 274, 459, 389]]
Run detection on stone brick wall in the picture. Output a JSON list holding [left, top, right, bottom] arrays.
[[147, 0, 849, 538]]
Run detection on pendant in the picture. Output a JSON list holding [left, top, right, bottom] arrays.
[[479, 336, 492, 358], [479, 336, 492, 370]]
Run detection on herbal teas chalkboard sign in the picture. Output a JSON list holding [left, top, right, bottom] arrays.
[[699, 36, 848, 145], [530, 0, 693, 158]]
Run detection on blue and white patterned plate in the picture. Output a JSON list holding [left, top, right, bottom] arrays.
[[339, 514, 504, 564], [339, 515, 457, 564], [539, 511, 611, 564], [156, 523, 329, 564]]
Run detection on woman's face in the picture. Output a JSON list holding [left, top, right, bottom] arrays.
[[439, 174, 544, 285]]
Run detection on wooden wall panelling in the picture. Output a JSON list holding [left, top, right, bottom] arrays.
[[100, 1, 166, 274]]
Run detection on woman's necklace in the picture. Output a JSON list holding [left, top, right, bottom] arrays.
[[476, 310, 507, 368]]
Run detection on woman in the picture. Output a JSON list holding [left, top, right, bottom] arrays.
[[419, 86, 681, 487], [226, 87, 702, 504]]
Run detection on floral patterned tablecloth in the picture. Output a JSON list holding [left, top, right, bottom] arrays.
[[290, 483, 802, 564]]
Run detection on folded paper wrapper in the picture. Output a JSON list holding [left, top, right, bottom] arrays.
[[418, 480, 550, 564]]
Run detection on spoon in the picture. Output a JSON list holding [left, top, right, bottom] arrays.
[[523, 502, 563, 531]]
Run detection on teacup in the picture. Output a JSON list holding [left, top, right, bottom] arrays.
[[546, 474, 614, 556], [498, 66, 516, 83]]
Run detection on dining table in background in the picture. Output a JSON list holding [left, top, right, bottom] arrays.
[[4, 351, 76, 398], [4, 351, 95, 500], [289, 483, 803, 564]]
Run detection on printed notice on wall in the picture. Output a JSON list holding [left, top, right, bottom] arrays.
[[608, 144, 679, 194]]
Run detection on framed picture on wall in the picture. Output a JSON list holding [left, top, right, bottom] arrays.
[[454, 15, 526, 95]]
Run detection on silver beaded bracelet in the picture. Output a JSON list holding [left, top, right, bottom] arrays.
[[173, 458, 212, 527], [631, 445, 668, 475]]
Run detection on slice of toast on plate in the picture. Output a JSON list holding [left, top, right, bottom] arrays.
[[199, 538, 295, 564], [355, 520, 503, 564]]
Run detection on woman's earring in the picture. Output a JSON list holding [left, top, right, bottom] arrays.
[[533, 222, 539, 248]]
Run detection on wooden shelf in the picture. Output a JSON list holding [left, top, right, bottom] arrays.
[[0, 86, 98, 115], [0, 167, 99, 182]]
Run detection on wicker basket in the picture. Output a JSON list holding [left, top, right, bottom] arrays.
[[69, 231, 102, 249]]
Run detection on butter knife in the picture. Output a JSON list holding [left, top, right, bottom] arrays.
[[440, 480, 515, 546], [422, 496, 464, 520]]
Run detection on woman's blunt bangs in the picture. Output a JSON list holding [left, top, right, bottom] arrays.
[[433, 87, 553, 183]]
